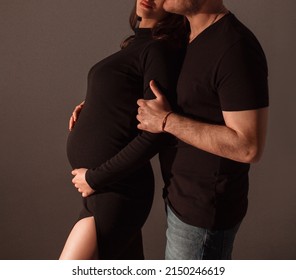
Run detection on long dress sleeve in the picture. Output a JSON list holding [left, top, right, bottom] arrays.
[[85, 41, 177, 191]]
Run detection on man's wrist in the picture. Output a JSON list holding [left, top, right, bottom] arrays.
[[162, 111, 174, 132]]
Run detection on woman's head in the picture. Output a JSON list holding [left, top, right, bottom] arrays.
[[136, 0, 168, 28], [121, 0, 189, 48]]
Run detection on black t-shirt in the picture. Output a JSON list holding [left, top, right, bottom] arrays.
[[67, 28, 183, 192], [160, 12, 269, 230]]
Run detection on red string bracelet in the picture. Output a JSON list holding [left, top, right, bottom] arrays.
[[162, 111, 173, 132]]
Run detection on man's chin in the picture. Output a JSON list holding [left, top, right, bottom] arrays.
[[163, 2, 185, 16], [163, 1, 173, 13]]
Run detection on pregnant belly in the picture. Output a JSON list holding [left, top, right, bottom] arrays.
[[66, 100, 136, 169], [66, 126, 127, 169]]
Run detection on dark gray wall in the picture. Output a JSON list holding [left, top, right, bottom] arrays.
[[0, 0, 295, 259]]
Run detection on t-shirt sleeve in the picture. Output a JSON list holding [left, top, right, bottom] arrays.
[[85, 41, 174, 191], [216, 38, 269, 111]]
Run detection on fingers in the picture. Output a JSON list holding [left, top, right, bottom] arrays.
[[137, 98, 146, 107], [68, 113, 77, 131], [71, 170, 77, 185], [72, 106, 80, 123], [71, 169, 78, 175], [137, 80, 163, 106], [77, 188, 93, 198], [136, 106, 145, 126], [72, 105, 82, 121], [69, 116, 74, 131], [71, 167, 93, 197], [68, 102, 84, 131], [73, 182, 87, 197], [77, 187, 86, 197], [149, 80, 163, 99], [137, 122, 144, 131]]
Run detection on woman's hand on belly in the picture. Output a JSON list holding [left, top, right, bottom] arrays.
[[69, 100, 85, 131], [71, 168, 95, 197]]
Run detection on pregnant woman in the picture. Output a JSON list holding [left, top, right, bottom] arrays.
[[59, 0, 187, 260]]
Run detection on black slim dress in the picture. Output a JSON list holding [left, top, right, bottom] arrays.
[[66, 29, 179, 259]]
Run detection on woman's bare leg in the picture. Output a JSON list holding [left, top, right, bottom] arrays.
[[59, 216, 98, 260]]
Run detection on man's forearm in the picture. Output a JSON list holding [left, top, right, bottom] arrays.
[[164, 113, 261, 163]]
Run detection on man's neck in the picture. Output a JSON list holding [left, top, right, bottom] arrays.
[[187, 5, 228, 43]]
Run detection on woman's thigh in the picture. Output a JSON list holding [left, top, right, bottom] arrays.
[[59, 216, 97, 260]]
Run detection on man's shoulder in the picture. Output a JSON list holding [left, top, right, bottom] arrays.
[[222, 13, 263, 49]]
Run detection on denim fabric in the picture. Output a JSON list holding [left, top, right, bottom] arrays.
[[165, 206, 241, 260]]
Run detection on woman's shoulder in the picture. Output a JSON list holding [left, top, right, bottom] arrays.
[[144, 39, 186, 62], [140, 38, 177, 59]]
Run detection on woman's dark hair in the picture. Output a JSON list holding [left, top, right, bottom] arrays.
[[121, 3, 189, 49]]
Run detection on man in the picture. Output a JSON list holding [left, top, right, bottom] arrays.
[[137, 0, 269, 260]]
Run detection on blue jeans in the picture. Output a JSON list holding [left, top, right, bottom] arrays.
[[165, 206, 241, 260]]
